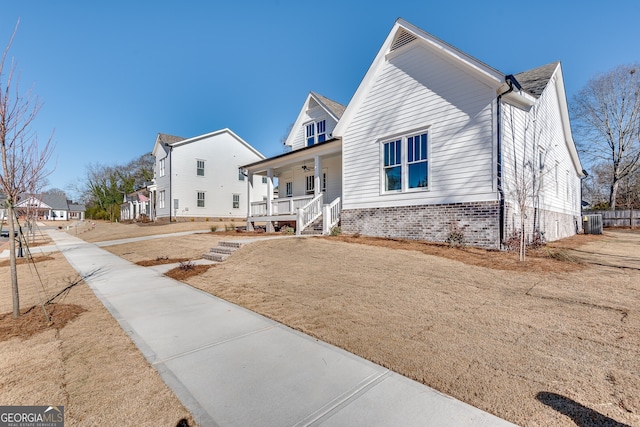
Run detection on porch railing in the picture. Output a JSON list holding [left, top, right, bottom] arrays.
[[250, 195, 313, 217], [322, 197, 341, 235], [296, 193, 324, 235]]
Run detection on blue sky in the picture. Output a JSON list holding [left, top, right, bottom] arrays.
[[2, 1, 639, 197]]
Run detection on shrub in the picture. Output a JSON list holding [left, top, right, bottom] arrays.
[[330, 226, 342, 236], [178, 261, 195, 271], [210, 225, 218, 232], [282, 226, 295, 235], [445, 222, 465, 247]]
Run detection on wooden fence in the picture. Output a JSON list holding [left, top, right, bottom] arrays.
[[587, 210, 640, 228]]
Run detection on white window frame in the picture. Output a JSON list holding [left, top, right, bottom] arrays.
[[158, 190, 165, 209], [196, 159, 205, 176], [285, 181, 292, 197], [159, 158, 165, 177], [197, 191, 205, 208], [232, 194, 240, 209], [238, 168, 245, 181], [305, 119, 327, 147], [262, 176, 268, 184], [305, 174, 314, 195], [380, 129, 430, 194]]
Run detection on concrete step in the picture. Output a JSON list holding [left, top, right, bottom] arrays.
[[209, 246, 236, 255], [203, 252, 229, 262], [219, 241, 243, 249], [202, 240, 243, 262]]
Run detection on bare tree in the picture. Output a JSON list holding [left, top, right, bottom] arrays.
[[572, 64, 640, 210], [503, 104, 548, 261], [1, 22, 55, 318]]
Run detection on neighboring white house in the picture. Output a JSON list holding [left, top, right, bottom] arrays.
[[14, 193, 86, 221], [151, 129, 267, 221], [243, 18, 583, 248], [120, 189, 151, 221]]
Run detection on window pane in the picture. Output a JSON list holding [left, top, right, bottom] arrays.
[[421, 133, 427, 160], [385, 166, 402, 191], [409, 162, 428, 188]]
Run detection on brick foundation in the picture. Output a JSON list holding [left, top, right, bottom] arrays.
[[341, 201, 501, 249], [503, 203, 580, 243]]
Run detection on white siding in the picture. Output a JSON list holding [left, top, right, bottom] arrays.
[[501, 73, 582, 240], [155, 132, 266, 219], [342, 43, 497, 209]]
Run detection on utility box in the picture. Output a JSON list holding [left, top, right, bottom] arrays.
[[583, 214, 603, 235]]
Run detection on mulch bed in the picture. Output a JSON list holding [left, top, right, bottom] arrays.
[[327, 234, 597, 273], [0, 303, 86, 341]]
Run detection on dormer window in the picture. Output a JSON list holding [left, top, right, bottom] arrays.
[[306, 120, 327, 146]]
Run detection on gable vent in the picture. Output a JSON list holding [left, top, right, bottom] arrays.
[[390, 29, 417, 51]]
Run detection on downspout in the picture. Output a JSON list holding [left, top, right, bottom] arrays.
[[496, 75, 517, 248], [168, 145, 173, 222]]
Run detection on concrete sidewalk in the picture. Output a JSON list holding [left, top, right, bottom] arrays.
[[47, 229, 516, 427]]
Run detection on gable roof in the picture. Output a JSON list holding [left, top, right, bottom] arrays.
[[157, 133, 185, 145], [515, 62, 560, 98], [168, 128, 265, 159], [334, 18, 517, 136], [284, 92, 346, 148], [310, 92, 346, 121]]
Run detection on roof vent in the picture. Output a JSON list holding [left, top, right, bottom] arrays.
[[390, 29, 417, 51]]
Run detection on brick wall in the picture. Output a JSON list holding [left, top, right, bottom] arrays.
[[341, 201, 501, 249], [504, 203, 580, 243]]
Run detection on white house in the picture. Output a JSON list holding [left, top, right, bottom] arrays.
[[120, 189, 151, 221], [244, 19, 584, 248], [151, 129, 267, 221], [14, 193, 86, 221]]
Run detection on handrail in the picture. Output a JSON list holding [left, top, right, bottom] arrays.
[[323, 197, 341, 234], [296, 193, 324, 235]]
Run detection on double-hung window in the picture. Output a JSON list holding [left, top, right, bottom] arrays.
[[306, 123, 316, 146], [196, 160, 205, 176], [383, 139, 402, 191], [382, 131, 429, 193], [285, 182, 292, 197], [197, 192, 205, 208], [238, 168, 245, 181], [159, 158, 165, 177], [232, 194, 240, 209], [158, 190, 165, 209], [306, 175, 315, 195], [305, 120, 327, 146]]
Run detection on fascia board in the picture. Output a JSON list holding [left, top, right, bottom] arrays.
[[334, 18, 505, 136], [284, 93, 315, 147], [170, 128, 265, 159], [553, 64, 584, 176]]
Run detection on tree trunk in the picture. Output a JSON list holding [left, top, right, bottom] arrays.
[[610, 179, 619, 210], [519, 218, 526, 262], [8, 204, 20, 318]]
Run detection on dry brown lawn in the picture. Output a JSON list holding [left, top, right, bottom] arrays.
[[4, 220, 639, 426], [102, 225, 640, 427], [0, 248, 197, 426]]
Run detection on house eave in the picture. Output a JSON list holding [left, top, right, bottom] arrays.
[[243, 138, 342, 174]]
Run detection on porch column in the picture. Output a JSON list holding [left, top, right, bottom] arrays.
[[266, 168, 275, 233], [266, 168, 274, 215], [246, 171, 254, 231], [314, 156, 321, 197]]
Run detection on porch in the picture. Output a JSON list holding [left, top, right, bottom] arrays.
[[243, 138, 342, 235], [249, 193, 341, 235]]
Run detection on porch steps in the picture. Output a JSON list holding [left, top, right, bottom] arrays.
[[202, 240, 243, 262], [301, 217, 324, 236]]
